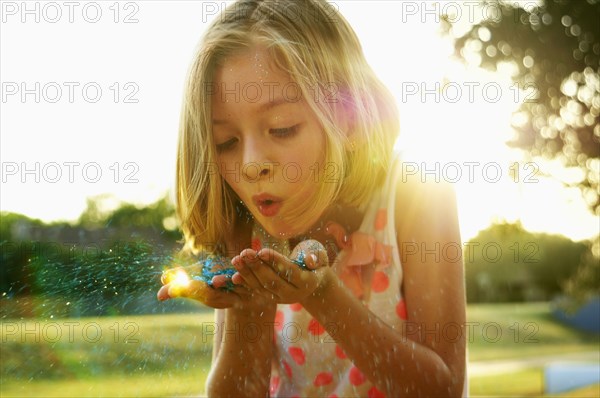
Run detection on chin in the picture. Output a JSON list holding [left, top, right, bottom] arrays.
[[256, 217, 302, 240], [254, 207, 319, 240], [260, 223, 294, 239]]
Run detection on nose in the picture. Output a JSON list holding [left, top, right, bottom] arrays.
[[242, 162, 271, 181], [241, 137, 273, 182]]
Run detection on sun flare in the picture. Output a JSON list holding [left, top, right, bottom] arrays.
[[162, 269, 191, 287]]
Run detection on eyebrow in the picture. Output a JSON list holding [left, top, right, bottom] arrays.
[[212, 97, 293, 125]]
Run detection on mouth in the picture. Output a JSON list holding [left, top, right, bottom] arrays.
[[252, 194, 283, 217]]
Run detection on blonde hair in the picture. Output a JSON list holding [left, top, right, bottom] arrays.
[[177, 0, 399, 254]]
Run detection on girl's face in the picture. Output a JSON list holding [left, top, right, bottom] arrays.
[[211, 46, 327, 238]]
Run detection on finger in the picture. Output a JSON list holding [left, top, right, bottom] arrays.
[[167, 281, 192, 299], [259, 248, 316, 285], [231, 249, 292, 298], [211, 274, 230, 289], [157, 284, 171, 301], [304, 253, 319, 270], [161, 266, 186, 286], [291, 239, 329, 269], [255, 248, 302, 289], [159, 278, 253, 309], [233, 249, 267, 290], [231, 272, 246, 285], [186, 280, 250, 307], [257, 248, 287, 270]]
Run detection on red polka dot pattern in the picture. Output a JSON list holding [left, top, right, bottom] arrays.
[[282, 360, 292, 378], [259, 191, 402, 396], [396, 299, 407, 320], [335, 345, 347, 359], [349, 366, 367, 386], [288, 346, 306, 365], [368, 386, 386, 398], [269, 376, 280, 395], [314, 371, 333, 386], [308, 318, 325, 335], [274, 311, 284, 331], [251, 238, 262, 251], [371, 271, 389, 293], [374, 209, 387, 230]]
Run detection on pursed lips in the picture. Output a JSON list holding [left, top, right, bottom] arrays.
[[252, 193, 283, 217]]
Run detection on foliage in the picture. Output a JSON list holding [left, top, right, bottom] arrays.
[[78, 194, 180, 240], [0, 195, 182, 309], [561, 245, 600, 308], [0, 213, 46, 296], [26, 240, 167, 316], [464, 222, 591, 302], [444, 0, 600, 213]]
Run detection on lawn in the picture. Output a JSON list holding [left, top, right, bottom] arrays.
[[1, 302, 598, 397], [466, 302, 599, 361], [1, 312, 214, 397], [470, 369, 599, 397]]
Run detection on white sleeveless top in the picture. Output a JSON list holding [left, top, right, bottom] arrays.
[[251, 156, 468, 397]]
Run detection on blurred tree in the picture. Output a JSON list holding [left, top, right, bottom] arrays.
[[561, 246, 600, 310], [444, 0, 599, 308], [1, 196, 179, 301], [444, 0, 600, 213], [109, 196, 177, 231], [464, 222, 591, 303], [0, 212, 44, 297], [78, 194, 180, 240], [28, 239, 170, 317], [78, 194, 116, 228]]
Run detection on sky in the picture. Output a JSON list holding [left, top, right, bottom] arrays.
[[1, 0, 597, 242]]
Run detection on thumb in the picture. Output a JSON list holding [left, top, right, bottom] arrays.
[[157, 281, 189, 301], [157, 280, 210, 302], [291, 239, 328, 270], [157, 284, 172, 301]]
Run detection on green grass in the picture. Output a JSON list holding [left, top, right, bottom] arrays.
[[467, 303, 599, 397], [470, 369, 600, 397], [1, 313, 214, 397], [1, 303, 598, 397], [1, 372, 208, 397], [467, 302, 599, 361], [470, 368, 545, 396], [559, 384, 600, 397]]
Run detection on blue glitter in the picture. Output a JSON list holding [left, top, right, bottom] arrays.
[[189, 256, 237, 291], [291, 251, 309, 269], [185, 251, 310, 291]]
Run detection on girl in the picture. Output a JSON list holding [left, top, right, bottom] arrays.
[[157, 0, 467, 397]]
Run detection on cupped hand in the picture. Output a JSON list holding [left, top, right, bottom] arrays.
[[230, 239, 330, 304], [156, 269, 271, 310]]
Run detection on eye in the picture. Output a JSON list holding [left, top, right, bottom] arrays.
[[215, 138, 238, 153], [270, 124, 299, 138]]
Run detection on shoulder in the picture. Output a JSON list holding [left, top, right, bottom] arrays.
[[393, 163, 460, 243], [391, 163, 466, 379]]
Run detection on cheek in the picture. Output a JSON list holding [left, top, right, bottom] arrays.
[[217, 164, 242, 196], [217, 156, 238, 182]]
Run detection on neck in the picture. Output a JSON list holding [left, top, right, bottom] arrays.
[[288, 203, 364, 252]]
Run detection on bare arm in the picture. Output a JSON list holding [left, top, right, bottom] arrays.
[[206, 303, 276, 397], [300, 175, 466, 397]]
